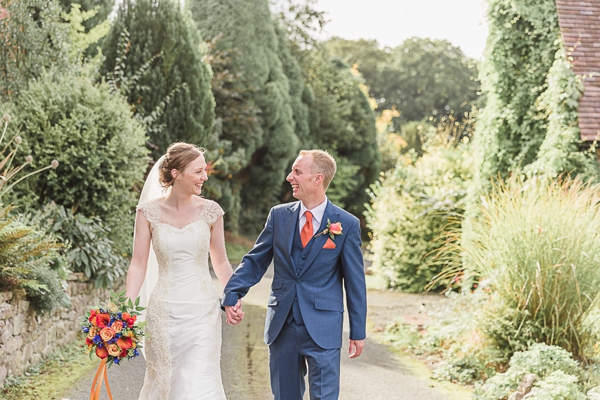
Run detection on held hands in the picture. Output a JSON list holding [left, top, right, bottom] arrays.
[[225, 299, 245, 325]]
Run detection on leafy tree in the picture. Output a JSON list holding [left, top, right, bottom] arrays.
[[324, 37, 390, 99], [326, 37, 479, 125], [57, 0, 114, 31], [187, 0, 301, 231], [101, 0, 215, 157], [0, 0, 69, 100], [274, 2, 380, 217]]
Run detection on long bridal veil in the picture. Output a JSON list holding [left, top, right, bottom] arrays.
[[136, 156, 170, 356]]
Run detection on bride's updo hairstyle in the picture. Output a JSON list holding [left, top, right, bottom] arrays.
[[159, 142, 206, 187]]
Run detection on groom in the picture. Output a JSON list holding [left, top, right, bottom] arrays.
[[223, 150, 367, 400]]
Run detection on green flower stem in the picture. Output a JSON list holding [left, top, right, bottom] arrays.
[[0, 164, 52, 199]]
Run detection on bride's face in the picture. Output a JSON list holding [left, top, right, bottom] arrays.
[[174, 154, 208, 195]]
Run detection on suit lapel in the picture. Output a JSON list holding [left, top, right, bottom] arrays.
[[298, 200, 340, 278], [284, 202, 300, 270]]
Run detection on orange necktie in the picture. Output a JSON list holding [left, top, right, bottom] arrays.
[[301, 211, 313, 248]]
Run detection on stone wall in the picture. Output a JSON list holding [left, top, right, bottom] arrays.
[[0, 273, 119, 387]]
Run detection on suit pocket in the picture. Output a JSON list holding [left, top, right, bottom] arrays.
[[314, 297, 344, 312], [271, 279, 284, 290]]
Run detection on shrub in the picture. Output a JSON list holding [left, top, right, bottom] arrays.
[[465, 175, 600, 359], [21, 203, 125, 288], [0, 205, 67, 314], [6, 72, 148, 251], [475, 343, 583, 399], [366, 137, 473, 292]]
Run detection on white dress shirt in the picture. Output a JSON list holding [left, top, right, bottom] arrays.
[[299, 198, 328, 236]]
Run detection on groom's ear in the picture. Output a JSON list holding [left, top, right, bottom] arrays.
[[314, 174, 324, 185]]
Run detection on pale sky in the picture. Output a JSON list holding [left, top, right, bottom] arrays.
[[308, 0, 489, 59]]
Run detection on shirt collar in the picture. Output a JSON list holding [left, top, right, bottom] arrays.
[[299, 198, 328, 226]]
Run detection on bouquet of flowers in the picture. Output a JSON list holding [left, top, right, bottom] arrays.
[[82, 290, 145, 366]]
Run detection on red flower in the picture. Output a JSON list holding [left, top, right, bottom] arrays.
[[120, 349, 128, 358], [96, 313, 110, 328], [95, 346, 109, 359], [117, 336, 133, 350], [128, 315, 137, 326], [86, 338, 93, 346]]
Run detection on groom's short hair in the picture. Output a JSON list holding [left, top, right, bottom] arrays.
[[300, 150, 337, 189]]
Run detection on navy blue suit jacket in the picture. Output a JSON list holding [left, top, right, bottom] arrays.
[[222, 200, 367, 349]]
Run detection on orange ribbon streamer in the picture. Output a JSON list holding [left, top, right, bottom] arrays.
[[90, 358, 114, 400]]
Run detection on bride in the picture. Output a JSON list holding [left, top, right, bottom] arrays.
[[126, 142, 243, 399]]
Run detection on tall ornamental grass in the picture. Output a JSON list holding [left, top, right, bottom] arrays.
[[467, 175, 600, 359]]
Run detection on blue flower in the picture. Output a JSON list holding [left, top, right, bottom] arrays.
[[113, 358, 120, 365], [82, 327, 89, 333], [133, 349, 139, 357], [93, 335, 102, 345]]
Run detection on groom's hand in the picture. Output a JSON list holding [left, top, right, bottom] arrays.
[[348, 339, 365, 358], [225, 299, 245, 325]]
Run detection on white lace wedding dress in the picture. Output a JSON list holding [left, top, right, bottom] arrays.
[[136, 199, 227, 400]]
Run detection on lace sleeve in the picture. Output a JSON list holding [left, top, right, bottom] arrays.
[[201, 200, 224, 226], [136, 200, 161, 227]]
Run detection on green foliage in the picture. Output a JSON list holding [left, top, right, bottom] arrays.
[[326, 37, 480, 123], [0, 0, 69, 100], [62, 3, 110, 63], [200, 39, 261, 232], [0, 205, 66, 314], [475, 344, 584, 399], [101, 0, 215, 158], [23, 203, 125, 288], [465, 176, 600, 360], [527, 371, 587, 400], [58, 0, 114, 32], [188, 0, 300, 231], [366, 135, 473, 292], [384, 291, 501, 384], [291, 50, 380, 215], [525, 48, 600, 178], [6, 72, 148, 252], [469, 0, 598, 203]]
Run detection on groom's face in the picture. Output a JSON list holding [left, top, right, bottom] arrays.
[[286, 155, 316, 202]]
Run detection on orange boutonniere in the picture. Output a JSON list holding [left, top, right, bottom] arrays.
[[315, 219, 343, 240]]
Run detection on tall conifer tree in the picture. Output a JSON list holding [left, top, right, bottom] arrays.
[[187, 0, 302, 230], [101, 0, 215, 157]]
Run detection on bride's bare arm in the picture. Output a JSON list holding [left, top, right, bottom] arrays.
[[126, 210, 151, 300], [209, 215, 234, 288]]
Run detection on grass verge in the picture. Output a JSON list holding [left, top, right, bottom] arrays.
[[0, 344, 98, 400]]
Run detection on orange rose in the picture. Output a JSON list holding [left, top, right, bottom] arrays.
[[121, 312, 131, 320], [107, 344, 120, 357], [96, 313, 110, 328], [87, 328, 97, 340], [116, 336, 133, 350], [100, 327, 115, 342], [96, 346, 108, 359], [111, 320, 123, 333], [329, 222, 342, 235]]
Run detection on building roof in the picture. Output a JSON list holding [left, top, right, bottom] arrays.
[[556, 0, 600, 142]]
